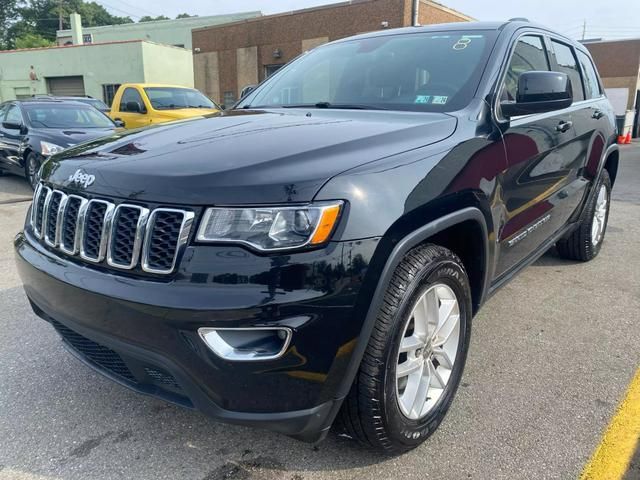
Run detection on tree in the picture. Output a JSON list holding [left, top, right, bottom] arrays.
[[176, 13, 194, 19], [5, 0, 133, 49], [138, 15, 169, 23], [14, 32, 53, 48], [0, 0, 24, 49]]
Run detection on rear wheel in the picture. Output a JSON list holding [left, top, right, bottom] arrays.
[[556, 170, 611, 261], [339, 244, 472, 454], [24, 152, 41, 189]]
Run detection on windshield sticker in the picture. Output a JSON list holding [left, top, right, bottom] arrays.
[[432, 96, 448, 105], [453, 37, 472, 50], [415, 95, 431, 104]]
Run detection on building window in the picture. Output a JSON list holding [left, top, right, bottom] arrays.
[[265, 64, 284, 78], [223, 91, 236, 108], [83, 34, 93, 44], [102, 84, 121, 107]]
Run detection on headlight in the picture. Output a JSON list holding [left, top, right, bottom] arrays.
[[196, 201, 343, 251], [40, 141, 65, 156]]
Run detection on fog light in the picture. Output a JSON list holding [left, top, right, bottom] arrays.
[[198, 327, 292, 361]]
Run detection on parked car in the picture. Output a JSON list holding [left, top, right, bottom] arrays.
[[108, 83, 221, 129], [16, 20, 618, 453], [0, 99, 120, 188], [33, 95, 111, 113]]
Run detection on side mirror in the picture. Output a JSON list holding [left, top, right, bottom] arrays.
[[501, 71, 573, 117], [2, 121, 23, 131], [125, 101, 143, 113], [114, 120, 125, 128], [240, 85, 257, 99]]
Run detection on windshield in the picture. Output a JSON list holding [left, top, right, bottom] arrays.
[[23, 104, 115, 129], [144, 87, 216, 110], [240, 30, 496, 112], [75, 98, 109, 110]]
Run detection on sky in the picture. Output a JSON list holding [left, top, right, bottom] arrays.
[[100, 0, 640, 41]]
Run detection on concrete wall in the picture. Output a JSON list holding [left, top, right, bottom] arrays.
[[141, 42, 194, 87], [0, 41, 193, 103], [194, 52, 220, 102], [56, 12, 262, 50], [192, 0, 472, 104]]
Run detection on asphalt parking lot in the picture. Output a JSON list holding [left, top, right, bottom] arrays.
[[1, 147, 639, 480]]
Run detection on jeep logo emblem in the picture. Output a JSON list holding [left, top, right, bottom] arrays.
[[68, 169, 95, 188]]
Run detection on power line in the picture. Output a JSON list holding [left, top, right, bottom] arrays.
[[106, 0, 163, 18]]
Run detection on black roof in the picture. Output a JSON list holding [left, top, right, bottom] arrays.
[[332, 19, 577, 46]]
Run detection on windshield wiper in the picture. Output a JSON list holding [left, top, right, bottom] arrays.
[[281, 102, 387, 110]]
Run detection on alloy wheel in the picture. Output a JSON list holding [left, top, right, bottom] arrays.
[[591, 184, 608, 246], [396, 283, 461, 420]]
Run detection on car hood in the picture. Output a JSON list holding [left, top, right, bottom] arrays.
[[36, 127, 118, 149], [43, 109, 457, 205], [152, 108, 220, 120]]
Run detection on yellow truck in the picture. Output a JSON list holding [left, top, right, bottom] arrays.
[[108, 84, 220, 129]]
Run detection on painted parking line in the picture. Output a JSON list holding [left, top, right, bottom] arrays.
[[581, 368, 640, 480]]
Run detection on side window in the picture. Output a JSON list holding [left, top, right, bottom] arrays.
[[502, 35, 550, 102], [0, 104, 7, 120], [549, 40, 585, 102], [576, 50, 602, 99], [120, 88, 145, 113], [5, 105, 23, 124]]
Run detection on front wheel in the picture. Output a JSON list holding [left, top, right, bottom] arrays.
[[24, 152, 42, 189], [556, 169, 611, 261], [339, 244, 472, 454]]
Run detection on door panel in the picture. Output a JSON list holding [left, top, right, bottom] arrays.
[[0, 105, 26, 174], [496, 110, 579, 275]]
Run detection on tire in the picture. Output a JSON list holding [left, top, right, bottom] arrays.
[[24, 152, 41, 190], [339, 244, 472, 454], [556, 169, 611, 262]]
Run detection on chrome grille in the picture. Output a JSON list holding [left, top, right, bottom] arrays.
[[30, 185, 193, 275]]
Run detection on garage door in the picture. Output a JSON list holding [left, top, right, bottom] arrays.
[[46, 76, 86, 96]]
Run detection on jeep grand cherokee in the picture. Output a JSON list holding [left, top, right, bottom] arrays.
[[15, 20, 618, 454]]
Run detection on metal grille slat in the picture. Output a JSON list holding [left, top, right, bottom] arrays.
[[60, 196, 84, 255], [142, 209, 194, 274], [44, 191, 64, 246], [30, 184, 191, 275]]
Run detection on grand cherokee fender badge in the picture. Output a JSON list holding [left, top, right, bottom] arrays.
[[507, 214, 551, 247], [68, 169, 96, 188]]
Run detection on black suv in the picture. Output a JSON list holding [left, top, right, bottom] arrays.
[[15, 21, 618, 454], [0, 99, 119, 188]]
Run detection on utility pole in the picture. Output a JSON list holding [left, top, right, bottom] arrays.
[[582, 19, 586, 41], [58, 0, 64, 31]]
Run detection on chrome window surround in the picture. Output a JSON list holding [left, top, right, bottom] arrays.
[[141, 208, 195, 275], [29, 185, 193, 275]]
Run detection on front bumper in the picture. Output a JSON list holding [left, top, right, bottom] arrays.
[[15, 230, 380, 441]]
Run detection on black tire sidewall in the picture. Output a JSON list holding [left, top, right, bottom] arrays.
[[25, 153, 41, 189], [381, 256, 472, 449]]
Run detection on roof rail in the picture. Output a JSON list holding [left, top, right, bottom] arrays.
[[508, 17, 530, 22]]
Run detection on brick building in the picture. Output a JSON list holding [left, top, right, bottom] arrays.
[[584, 38, 640, 136], [192, 0, 472, 106], [584, 39, 640, 111]]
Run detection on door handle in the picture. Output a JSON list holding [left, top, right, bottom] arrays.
[[556, 120, 573, 133], [592, 110, 605, 120]]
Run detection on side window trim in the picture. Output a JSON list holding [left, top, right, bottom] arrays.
[[5, 104, 24, 124], [546, 37, 586, 103], [575, 48, 605, 100], [492, 30, 552, 122], [121, 87, 146, 113]]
